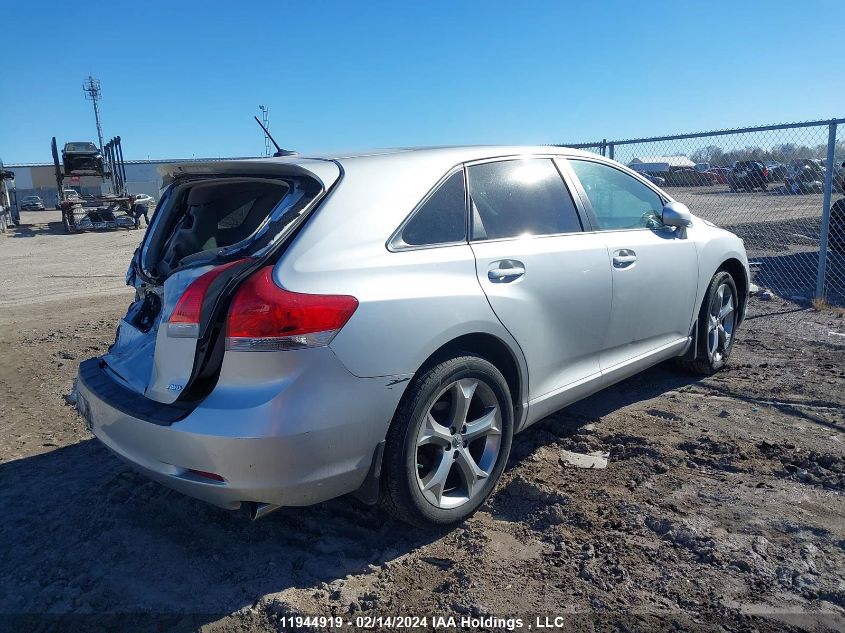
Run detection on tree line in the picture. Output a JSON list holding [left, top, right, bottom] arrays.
[[687, 141, 845, 167]]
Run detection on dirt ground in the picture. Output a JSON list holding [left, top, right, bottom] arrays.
[[1, 211, 844, 633]]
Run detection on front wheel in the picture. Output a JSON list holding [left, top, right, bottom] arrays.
[[677, 271, 739, 375], [380, 355, 513, 528]]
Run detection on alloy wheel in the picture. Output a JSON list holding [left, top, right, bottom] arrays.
[[707, 282, 736, 363], [414, 378, 502, 509]]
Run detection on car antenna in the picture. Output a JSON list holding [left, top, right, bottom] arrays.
[[253, 116, 297, 157]]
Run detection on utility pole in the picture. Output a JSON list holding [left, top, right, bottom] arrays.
[[83, 76, 105, 151], [258, 105, 270, 157]]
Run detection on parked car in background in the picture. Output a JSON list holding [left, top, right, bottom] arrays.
[[640, 173, 666, 186], [130, 193, 155, 206], [62, 141, 105, 176], [784, 166, 824, 194], [707, 167, 731, 184], [55, 189, 81, 209], [788, 158, 825, 173], [764, 161, 787, 181], [668, 168, 714, 186], [728, 161, 769, 192], [76, 147, 749, 528], [20, 195, 45, 210]]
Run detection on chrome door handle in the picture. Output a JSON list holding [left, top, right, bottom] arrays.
[[488, 260, 525, 282], [612, 249, 637, 268], [489, 267, 525, 278]]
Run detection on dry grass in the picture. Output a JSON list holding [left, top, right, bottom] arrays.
[[812, 296, 845, 317]]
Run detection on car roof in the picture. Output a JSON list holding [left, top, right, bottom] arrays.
[[253, 145, 613, 182], [161, 146, 613, 190], [298, 145, 600, 164]]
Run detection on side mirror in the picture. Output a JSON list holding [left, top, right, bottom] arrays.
[[662, 201, 692, 228]]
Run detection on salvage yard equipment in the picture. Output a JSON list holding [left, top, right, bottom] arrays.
[[51, 136, 136, 233], [59, 196, 137, 233], [0, 160, 17, 232]]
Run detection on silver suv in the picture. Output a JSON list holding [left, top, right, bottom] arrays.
[[76, 147, 749, 527]]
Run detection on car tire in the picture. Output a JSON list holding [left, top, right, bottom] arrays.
[[380, 354, 514, 528], [760, 182, 767, 191], [676, 271, 739, 376]]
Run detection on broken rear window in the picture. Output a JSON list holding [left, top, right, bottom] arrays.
[[142, 176, 322, 280]]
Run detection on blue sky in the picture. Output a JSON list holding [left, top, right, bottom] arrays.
[[2, 1, 843, 163]]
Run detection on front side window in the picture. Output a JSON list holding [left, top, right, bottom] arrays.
[[467, 159, 582, 240], [569, 160, 664, 231], [400, 170, 467, 246]]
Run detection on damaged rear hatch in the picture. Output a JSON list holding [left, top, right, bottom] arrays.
[[98, 158, 341, 416]]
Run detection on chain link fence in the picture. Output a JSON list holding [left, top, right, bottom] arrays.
[[563, 119, 845, 305]]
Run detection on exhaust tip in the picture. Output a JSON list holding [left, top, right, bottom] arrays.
[[248, 501, 281, 521]]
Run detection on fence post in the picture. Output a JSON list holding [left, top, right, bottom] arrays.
[[608, 143, 615, 160], [815, 121, 838, 300]]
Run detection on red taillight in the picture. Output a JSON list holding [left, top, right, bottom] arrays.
[[763, 168, 769, 178], [226, 266, 358, 351], [168, 259, 250, 338], [187, 469, 225, 482]]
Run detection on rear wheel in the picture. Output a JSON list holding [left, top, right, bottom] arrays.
[[677, 271, 739, 376], [380, 355, 513, 528]]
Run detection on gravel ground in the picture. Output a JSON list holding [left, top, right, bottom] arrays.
[[668, 185, 824, 227], [1, 212, 844, 633]]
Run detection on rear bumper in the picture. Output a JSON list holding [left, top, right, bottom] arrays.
[[76, 347, 409, 510]]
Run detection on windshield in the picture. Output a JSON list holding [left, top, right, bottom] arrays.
[[64, 142, 98, 152]]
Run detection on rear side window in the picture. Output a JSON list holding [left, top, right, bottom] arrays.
[[400, 170, 467, 246], [467, 159, 582, 240], [569, 160, 664, 231]]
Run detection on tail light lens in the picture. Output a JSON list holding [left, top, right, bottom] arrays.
[[167, 259, 250, 338], [763, 168, 769, 178], [226, 266, 358, 351], [187, 469, 225, 483]]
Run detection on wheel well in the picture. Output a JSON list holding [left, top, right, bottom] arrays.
[[418, 333, 522, 410], [717, 258, 748, 321]]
